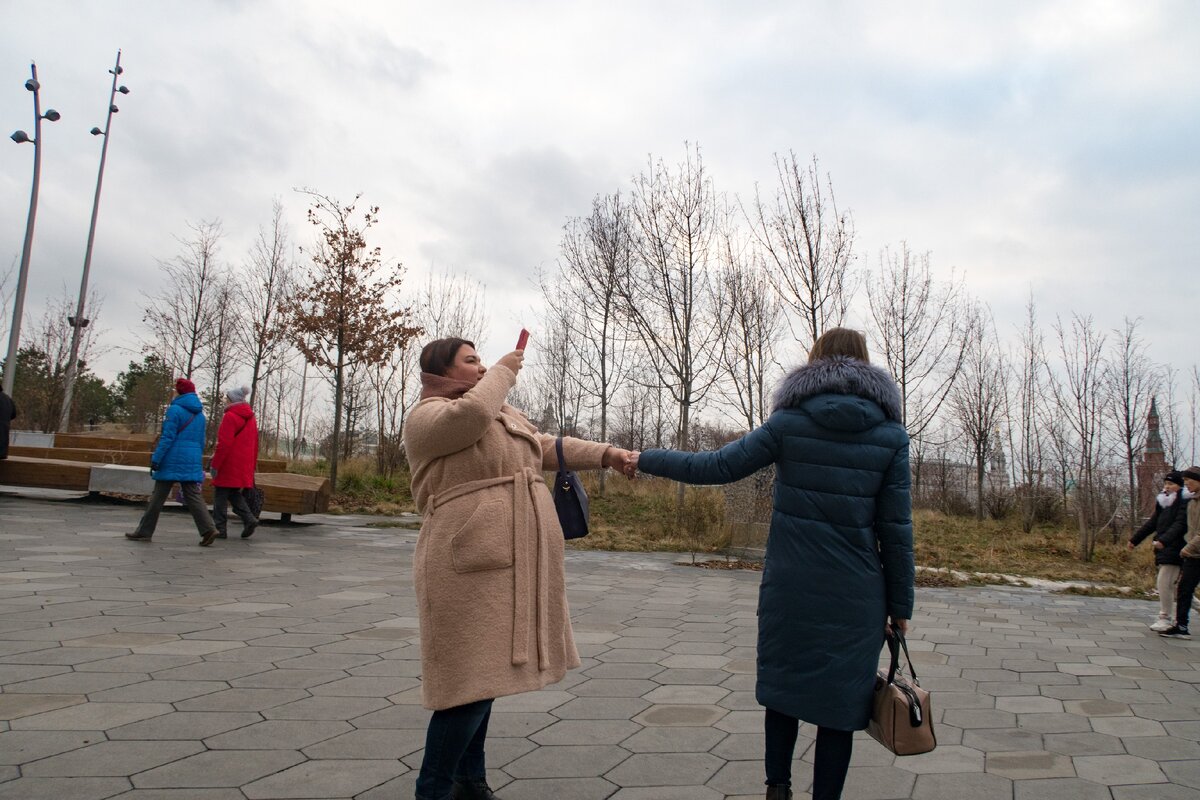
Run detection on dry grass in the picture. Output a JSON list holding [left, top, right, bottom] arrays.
[[912, 509, 1157, 597], [289, 460, 1162, 595]]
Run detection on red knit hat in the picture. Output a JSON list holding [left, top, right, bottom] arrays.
[[175, 377, 196, 395]]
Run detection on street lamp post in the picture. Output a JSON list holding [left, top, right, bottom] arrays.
[[58, 50, 128, 431], [3, 63, 60, 397]]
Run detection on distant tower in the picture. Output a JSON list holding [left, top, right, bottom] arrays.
[[987, 429, 1008, 489], [1136, 396, 1169, 516]]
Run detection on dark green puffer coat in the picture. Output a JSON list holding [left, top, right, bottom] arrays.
[[638, 356, 913, 730]]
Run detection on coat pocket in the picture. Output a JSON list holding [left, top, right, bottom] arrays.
[[450, 499, 514, 573]]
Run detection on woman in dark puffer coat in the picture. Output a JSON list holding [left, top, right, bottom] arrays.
[[634, 328, 914, 800]]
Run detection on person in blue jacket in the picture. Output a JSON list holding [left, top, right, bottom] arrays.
[[633, 327, 914, 800], [126, 377, 220, 546]]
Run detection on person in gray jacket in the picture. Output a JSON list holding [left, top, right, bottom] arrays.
[[631, 327, 914, 800]]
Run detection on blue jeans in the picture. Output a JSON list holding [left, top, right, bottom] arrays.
[[415, 698, 493, 800], [765, 707, 853, 800]]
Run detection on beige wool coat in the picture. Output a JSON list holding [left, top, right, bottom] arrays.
[[403, 364, 611, 710]]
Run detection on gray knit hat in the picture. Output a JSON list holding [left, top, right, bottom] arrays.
[[225, 385, 250, 403]]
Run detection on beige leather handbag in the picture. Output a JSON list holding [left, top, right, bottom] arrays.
[[867, 632, 936, 755]]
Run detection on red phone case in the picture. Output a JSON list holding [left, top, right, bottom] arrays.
[[516, 328, 530, 350]]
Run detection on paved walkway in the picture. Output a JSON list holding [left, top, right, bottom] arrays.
[[1, 491, 1199, 800]]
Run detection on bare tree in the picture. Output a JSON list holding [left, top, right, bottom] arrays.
[[713, 221, 785, 430], [1105, 317, 1156, 535], [553, 191, 635, 493], [747, 152, 856, 351], [284, 190, 420, 490], [949, 305, 1008, 520], [0, 261, 13, 339], [1159, 366, 1186, 467], [531, 289, 585, 438], [142, 219, 225, 380], [622, 145, 724, 503], [201, 279, 243, 448], [417, 268, 489, 344], [1050, 314, 1109, 561], [1008, 294, 1050, 532], [237, 199, 296, 414], [866, 243, 972, 492]]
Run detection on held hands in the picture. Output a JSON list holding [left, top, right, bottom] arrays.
[[885, 617, 909, 637], [496, 350, 524, 376], [602, 447, 640, 479], [1153, 540, 1164, 550]]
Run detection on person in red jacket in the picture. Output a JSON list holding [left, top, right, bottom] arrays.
[[209, 385, 260, 540]]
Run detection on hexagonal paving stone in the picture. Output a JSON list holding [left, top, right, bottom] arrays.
[[633, 704, 727, 727], [912, 772, 1013, 800], [1090, 716, 1168, 737], [242, 759, 405, 798], [0, 730, 102, 765], [529, 719, 642, 746], [553, 698, 650, 721], [894, 744, 984, 774], [107, 711, 261, 741], [301, 727, 426, 760], [10, 702, 172, 731], [621, 726, 726, 753], [132, 749, 305, 789], [840, 765, 917, 800], [984, 750, 1074, 779], [1043, 731, 1125, 755], [1073, 754, 1168, 786], [569, 679, 658, 698], [505, 744, 631, 778], [204, 719, 351, 750], [604, 752, 722, 787], [21, 739, 204, 777], [0, 777, 132, 800], [1163, 760, 1200, 790]]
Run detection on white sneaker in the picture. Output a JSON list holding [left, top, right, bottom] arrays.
[[1150, 617, 1174, 632]]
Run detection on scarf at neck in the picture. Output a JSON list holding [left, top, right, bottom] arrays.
[[420, 372, 476, 400]]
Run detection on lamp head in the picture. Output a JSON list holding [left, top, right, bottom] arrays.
[[42, 109, 60, 122], [109, 104, 119, 113], [90, 127, 104, 136], [24, 78, 39, 92], [117, 85, 129, 95], [10, 130, 32, 144]]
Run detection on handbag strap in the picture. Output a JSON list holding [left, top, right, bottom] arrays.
[[886, 631, 920, 685], [555, 436, 569, 474]]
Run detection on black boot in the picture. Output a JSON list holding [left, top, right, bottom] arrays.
[[450, 779, 498, 800], [766, 785, 793, 800]]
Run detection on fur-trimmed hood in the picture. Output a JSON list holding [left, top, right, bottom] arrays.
[[772, 356, 903, 423]]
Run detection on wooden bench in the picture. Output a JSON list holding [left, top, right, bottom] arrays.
[[0, 456, 331, 520], [10, 446, 287, 473]]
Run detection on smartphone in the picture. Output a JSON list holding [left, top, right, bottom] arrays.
[[516, 328, 530, 350]]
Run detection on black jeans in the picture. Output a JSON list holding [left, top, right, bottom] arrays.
[[213, 486, 256, 535], [765, 707, 854, 800], [415, 698, 493, 800], [134, 480, 216, 537], [1177, 558, 1200, 629]]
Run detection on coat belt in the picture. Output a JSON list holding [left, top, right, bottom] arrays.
[[428, 468, 550, 670]]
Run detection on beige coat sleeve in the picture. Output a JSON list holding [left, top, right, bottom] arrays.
[[539, 434, 612, 472], [405, 366, 517, 460]]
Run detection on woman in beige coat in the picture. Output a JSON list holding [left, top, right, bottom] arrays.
[[403, 337, 636, 800]]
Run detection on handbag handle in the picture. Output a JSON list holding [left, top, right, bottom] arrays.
[[885, 630, 920, 686], [555, 436, 570, 473]]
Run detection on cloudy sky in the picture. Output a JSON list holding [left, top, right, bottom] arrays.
[[2, 1, 1198, 390]]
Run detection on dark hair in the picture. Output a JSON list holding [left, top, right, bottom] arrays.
[[419, 337, 475, 376], [808, 327, 870, 363]]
